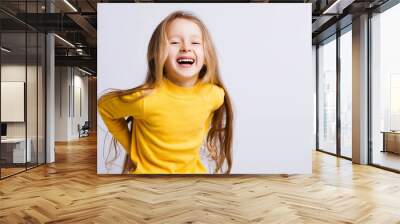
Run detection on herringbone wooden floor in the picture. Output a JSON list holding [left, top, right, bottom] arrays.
[[1, 135, 400, 224]]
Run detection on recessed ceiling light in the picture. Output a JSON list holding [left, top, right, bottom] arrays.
[[1, 47, 11, 53], [63, 0, 78, 12], [322, 0, 354, 15], [78, 67, 92, 76], [54, 34, 75, 48]]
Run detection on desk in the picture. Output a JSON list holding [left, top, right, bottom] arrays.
[[1, 138, 31, 163], [382, 131, 400, 154]]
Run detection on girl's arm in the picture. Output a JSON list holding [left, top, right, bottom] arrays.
[[98, 91, 145, 152], [211, 85, 225, 111]]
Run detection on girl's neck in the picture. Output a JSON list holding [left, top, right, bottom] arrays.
[[165, 74, 199, 87]]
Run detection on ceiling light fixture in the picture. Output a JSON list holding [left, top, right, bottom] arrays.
[[76, 48, 84, 55], [78, 67, 92, 76], [323, 0, 342, 14], [54, 34, 75, 48], [1, 47, 11, 53], [63, 0, 78, 12], [322, 0, 355, 15]]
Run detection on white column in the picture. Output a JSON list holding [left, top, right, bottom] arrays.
[[46, 33, 55, 163], [45, 1, 55, 163], [352, 14, 369, 164]]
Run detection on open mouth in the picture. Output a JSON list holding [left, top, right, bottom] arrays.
[[176, 57, 195, 67]]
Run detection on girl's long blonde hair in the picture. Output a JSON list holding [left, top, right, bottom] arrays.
[[99, 10, 233, 174]]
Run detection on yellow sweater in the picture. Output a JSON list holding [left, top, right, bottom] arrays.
[[98, 78, 225, 174]]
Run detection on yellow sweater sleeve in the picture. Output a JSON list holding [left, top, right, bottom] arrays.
[[98, 91, 145, 152], [211, 85, 225, 111]]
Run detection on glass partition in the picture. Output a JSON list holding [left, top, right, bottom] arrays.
[[1, 31, 28, 177], [0, 1, 46, 179]]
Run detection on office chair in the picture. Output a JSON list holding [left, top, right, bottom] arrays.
[[79, 121, 90, 138]]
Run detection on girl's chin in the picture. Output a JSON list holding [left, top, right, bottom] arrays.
[[175, 70, 200, 78], [177, 73, 197, 77]]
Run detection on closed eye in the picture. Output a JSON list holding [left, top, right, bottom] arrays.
[[170, 41, 179, 45], [192, 42, 201, 45]]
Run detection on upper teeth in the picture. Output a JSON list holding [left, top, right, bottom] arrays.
[[177, 58, 194, 63]]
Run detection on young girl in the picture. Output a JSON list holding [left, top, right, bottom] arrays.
[[98, 11, 233, 174]]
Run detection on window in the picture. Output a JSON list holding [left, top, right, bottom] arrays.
[[371, 3, 400, 171], [318, 36, 337, 155], [339, 28, 352, 158]]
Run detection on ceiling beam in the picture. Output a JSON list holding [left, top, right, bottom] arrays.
[[67, 13, 97, 46], [55, 55, 96, 71]]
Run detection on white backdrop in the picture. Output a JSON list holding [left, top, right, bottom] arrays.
[[97, 3, 313, 174], [1, 82, 24, 122]]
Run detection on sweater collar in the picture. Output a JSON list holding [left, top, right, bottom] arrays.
[[161, 77, 202, 97]]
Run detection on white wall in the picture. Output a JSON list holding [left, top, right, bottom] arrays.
[[71, 72, 89, 138], [98, 3, 313, 174], [55, 67, 89, 141], [312, 45, 316, 148], [55, 66, 68, 141]]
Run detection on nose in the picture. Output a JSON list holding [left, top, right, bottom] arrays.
[[180, 41, 191, 52]]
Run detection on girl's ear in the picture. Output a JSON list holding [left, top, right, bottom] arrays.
[[199, 64, 207, 78]]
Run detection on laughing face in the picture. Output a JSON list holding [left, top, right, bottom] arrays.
[[164, 18, 205, 86]]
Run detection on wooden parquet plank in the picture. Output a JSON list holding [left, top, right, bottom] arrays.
[[1, 134, 400, 223]]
